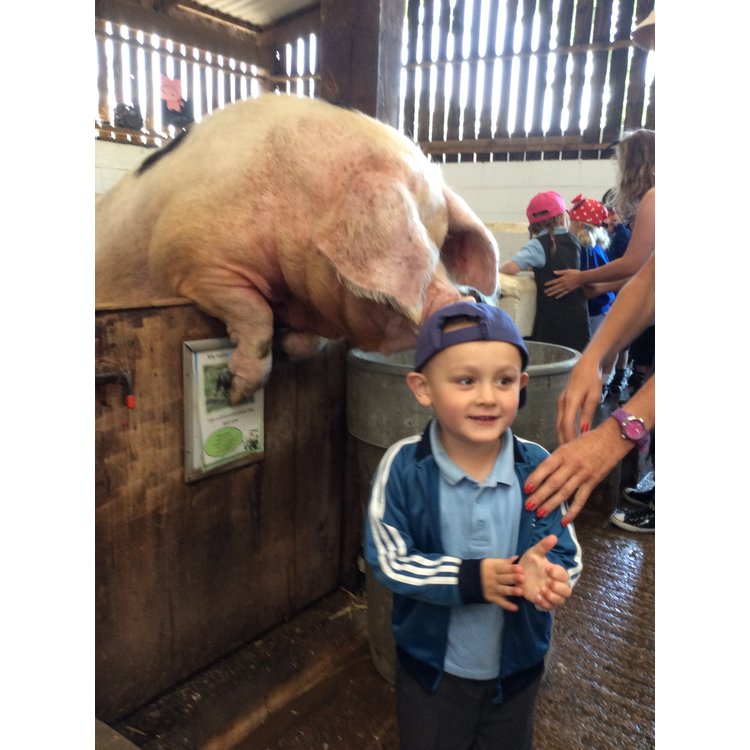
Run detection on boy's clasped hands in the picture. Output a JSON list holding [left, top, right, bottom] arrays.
[[480, 534, 572, 612]]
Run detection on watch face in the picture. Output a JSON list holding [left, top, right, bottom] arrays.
[[623, 420, 647, 440]]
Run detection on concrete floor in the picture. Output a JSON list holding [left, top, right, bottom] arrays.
[[102, 393, 655, 750]]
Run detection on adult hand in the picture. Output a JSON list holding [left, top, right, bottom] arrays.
[[523, 418, 630, 525], [556, 355, 603, 445], [544, 269, 581, 298]]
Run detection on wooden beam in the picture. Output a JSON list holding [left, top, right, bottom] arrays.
[[420, 135, 613, 156], [175, 1, 264, 34], [95, 0, 260, 63]]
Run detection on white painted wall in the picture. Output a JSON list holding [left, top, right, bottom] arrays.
[[95, 140, 152, 196], [96, 140, 618, 262], [441, 159, 619, 261]]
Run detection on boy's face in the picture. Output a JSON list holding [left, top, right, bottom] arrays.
[[406, 336, 529, 453]]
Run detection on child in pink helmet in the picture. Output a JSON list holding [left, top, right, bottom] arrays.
[[500, 191, 590, 353]]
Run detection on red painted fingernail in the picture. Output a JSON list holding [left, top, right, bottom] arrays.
[[561, 518, 569, 527], [525, 500, 535, 511], [536, 508, 547, 518], [581, 423, 589, 433], [524, 482, 535, 493]]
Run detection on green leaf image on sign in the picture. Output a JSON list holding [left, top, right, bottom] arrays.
[[204, 427, 244, 457]]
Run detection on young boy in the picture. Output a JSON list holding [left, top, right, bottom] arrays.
[[364, 300, 582, 750]]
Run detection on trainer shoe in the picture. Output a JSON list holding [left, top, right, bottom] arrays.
[[622, 486, 654, 507], [608, 368, 629, 394], [622, 470, 655, 507], [609, 505, 655, 533], [627, 370, 645, 392]]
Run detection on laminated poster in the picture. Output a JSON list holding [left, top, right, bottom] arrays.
[[183, 338, 264, 482]]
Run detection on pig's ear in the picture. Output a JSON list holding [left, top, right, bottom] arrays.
[[312, 174, 438, 320], [440, 186, 499, 296]]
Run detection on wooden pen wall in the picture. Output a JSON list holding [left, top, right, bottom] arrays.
[[95, 302, 347, 722], [403, 0, 655, 162]]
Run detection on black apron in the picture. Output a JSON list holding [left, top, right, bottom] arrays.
[[529, 232, 591, 354]]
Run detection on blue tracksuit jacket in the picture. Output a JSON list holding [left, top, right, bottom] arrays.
[[364, 424, 583, 702]]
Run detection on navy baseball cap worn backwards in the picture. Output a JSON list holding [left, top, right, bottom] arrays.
[[414, 301, 530, 407]]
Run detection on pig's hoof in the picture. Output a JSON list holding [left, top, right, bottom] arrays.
[[229, 374, 257, 404]]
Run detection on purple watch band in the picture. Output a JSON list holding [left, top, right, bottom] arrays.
[[611, 408, 650, 455]]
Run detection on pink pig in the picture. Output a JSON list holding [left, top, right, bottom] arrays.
[[96, 94, 499, 403]]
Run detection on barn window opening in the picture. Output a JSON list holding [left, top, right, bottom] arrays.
[[95, 1, 652, 159]]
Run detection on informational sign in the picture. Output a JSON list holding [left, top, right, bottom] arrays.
[[183, 338, 264, 482]]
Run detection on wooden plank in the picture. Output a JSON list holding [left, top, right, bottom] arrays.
[[420, 133, 609, 156], [562, 0, 594, 158], [319, 0, 381, 115], [199, 51, 209, 117], [493, 0, 519, 142], [544, 0, 574, 158], [416, 0, 435, 142], [376, 0, 405, 128], [95, 305, 347, 722], [96, 0, 261, 66], [623, 46, 648, 130], [524, 0, 553, 161], [508, 0, 535, 162], [644, 75, 655, 130], [96, 29, 111, 122], [623, 0, 654, 130], [475, 0, 500, 162], [111, 25, 124, 107], [602, 0, 635, 144], [126, 34, 139, 108], [459, 0, 484, 152], [581, 0, 613, 160], [444, 0, 466, 161], [429, 0, 453, 147], [402, 0, 420, 137], [223, 56, 233, 106], [143, 32, 156, 132]]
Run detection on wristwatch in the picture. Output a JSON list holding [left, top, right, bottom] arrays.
[[610, 408, 651, 455]]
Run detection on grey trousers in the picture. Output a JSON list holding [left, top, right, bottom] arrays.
[[396, 664, 542, 750]]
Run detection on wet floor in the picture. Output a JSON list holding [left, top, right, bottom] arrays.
[[231, 495, 655, 750]]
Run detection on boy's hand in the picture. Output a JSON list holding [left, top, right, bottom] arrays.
[[480, 557, 524, 611], [518, 535, 572, 611]]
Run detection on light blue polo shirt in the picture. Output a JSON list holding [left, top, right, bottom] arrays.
[[429, 419, 522, 680], [512, 225, 572, 269]]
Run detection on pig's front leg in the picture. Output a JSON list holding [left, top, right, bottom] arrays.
[[182, 283, 275, 404], [278, 331, 326, 359]]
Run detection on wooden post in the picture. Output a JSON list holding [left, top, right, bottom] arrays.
[[319, 0, 403, 126]]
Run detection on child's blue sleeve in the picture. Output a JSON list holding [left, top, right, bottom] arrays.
[[543, 509, 584, 587], [364, 439, 466, 607], [511, 238, 545, 269]]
